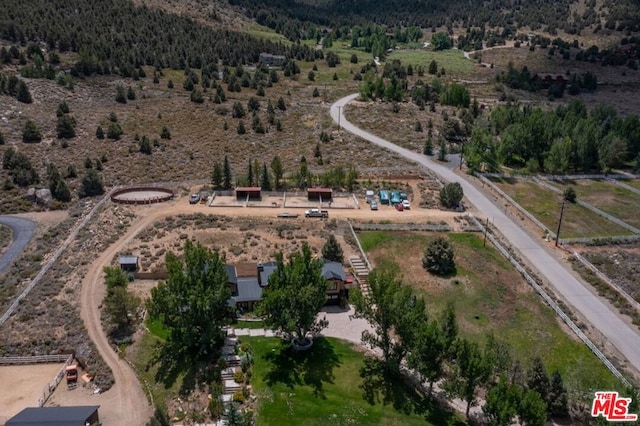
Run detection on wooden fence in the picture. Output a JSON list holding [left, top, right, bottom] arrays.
[[0, 354, 75, 407]]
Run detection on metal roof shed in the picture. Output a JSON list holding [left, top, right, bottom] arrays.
[[6, 406, 100, 426], [307, 187, 333, 201], [235, 187, 262, 201], [118, 255, 138, 272]]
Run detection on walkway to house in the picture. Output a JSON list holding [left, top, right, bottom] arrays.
[[229, 305, 374, 346]]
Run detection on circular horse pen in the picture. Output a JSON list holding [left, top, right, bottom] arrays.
[[111, 187, 174, 205]]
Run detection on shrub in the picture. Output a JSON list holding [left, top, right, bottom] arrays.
[[232, 390, 245, 404], [160, 126, 171, 139], [22, 120, 42, 143], [563, 187, 576, 203], [439, 182, 463, 209], [107, 122, 123, 140], [233, 371, 245, 383], [423, 237, 456, 275]]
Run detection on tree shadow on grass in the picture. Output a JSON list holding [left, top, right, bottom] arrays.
[[149, 340, 221, 396], [359, 358, 465, 425], [263, 337, 341, 399]]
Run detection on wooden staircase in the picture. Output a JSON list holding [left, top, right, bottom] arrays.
[[349, 256, 370, 298]]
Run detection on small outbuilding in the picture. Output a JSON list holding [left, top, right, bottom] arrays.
[[6, 405, 100, 426], [118, 255, 139, 272], [307, 187, 333, 202], [235, 187, 262, 201]]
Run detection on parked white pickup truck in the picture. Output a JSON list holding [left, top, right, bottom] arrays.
[[304, 208, 329, 218]]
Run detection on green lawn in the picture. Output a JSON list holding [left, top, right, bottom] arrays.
[[244, 336, 465, 425], [385, 49, 474, 75], [360, 231, 625, 389], [243, 23, 292, 44], [233, 319, 265, 329], [548, 179, 640, 230], [490, 177, 633, 238]]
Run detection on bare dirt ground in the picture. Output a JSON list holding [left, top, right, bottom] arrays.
[[0, 363, 64, 424]]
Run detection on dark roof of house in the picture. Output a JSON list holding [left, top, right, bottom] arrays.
[[6, 406, 100, 426], [259, 261, 278, 287], [118, 255, 138, 265], [225, 265, 237, 285], [233, 277, 264, 302], [322, 260, 346, 281]]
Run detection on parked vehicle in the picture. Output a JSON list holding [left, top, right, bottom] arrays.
[[390, 191, 401, 205], [395, 203, 404, 211], [189, 193, 200, 204], [277, 212, 299, 218], [378, 190, 390, 205], [370, 201, 378, 210], [365, 190, 375, 203], [304, 208, 329, 218], [402, 200, 411, 209]]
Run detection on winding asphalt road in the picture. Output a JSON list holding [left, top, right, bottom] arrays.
[[0, 216, 36, 275], [331, 94, 640, 373]]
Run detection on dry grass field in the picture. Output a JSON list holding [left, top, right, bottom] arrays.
[[576, 244, 640, 305], [490, 177, 634, 238]]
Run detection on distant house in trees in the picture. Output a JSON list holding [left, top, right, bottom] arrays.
[[531, 73, 568, 89], [259, 53, 286, 67]]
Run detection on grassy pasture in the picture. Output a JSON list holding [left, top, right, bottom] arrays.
[[548, 179, 640, 230], [489, 177, 633, 238], [359, 230, 623, 389]]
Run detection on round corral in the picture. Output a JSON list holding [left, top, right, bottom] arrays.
[[111, 187, 174, 205]]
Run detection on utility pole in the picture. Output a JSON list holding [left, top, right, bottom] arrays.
[[483, 217, 490, 247], [337, 105, 342, 130], [555, 199, 566, 247], [459, 138, 465, 170]]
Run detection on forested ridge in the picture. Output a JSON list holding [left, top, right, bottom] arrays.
[[229, 0, 640, 41], [0, 0, 319, 75]]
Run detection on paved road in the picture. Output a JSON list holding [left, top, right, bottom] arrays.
[[0, 216, 36, 275], [331, 94, 640, 373]]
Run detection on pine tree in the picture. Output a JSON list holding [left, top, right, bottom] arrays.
[[223, 155, 232, 190], [79, 169, 105, 198], [322, 234, 344, 263], [247, 159, 254, 187], [277, 97, 286, 111], [526, 357, 550, 404], [547, 370, 569, 417], [271, 156, 284, 189], [16, 81, 32, 103], [437, 137, 447, 161], [424, 136, 434, 155], [211, 162, 223, 189], [115, 84, 127, 103], [261, 162, 271, 191], [22, 120, 42, 143]]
